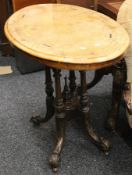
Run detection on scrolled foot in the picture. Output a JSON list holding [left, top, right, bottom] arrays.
[[84, 116, 112, 155], [49, 153, 60, 172], [30, 115, 45, 126], [30, 103, 54, 126], [99, 137, 112, 155], [87, 126, 112, 154]]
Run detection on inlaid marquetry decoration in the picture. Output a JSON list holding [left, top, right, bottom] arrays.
[[5, 4, 129, 70]]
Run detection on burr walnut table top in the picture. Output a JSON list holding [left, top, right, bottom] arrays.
[[5, 3, 129, 70]]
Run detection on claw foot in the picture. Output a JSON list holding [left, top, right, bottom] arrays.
[[49, 153, 60, 172]]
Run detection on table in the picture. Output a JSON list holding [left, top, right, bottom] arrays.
[[4, 4, 129, 172]]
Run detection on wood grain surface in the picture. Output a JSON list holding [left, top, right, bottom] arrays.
[[5, 4, 129, 70]]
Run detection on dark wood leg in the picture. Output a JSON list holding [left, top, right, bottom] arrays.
[[62, 76, 73, 111], [80, 71, 111, 154], [31, 66, 54, 125], [106, 60, 126, 132], [69, 71, 76, 95], [49, 69, 66, 172]]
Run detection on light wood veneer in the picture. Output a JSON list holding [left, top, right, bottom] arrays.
[[5, 4, 129, 70]]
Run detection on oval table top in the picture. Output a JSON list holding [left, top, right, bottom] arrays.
[[5, 4, 129, 70]]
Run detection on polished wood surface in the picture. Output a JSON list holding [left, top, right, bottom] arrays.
[[12, 0, 58, 11], [98, 0, 124, 14], [5, 4, 129, 70], [98, 0, 124, 19], [0, 0, 59, 55], [61, 0, 93, 9]]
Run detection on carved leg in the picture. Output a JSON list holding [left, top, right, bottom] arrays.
[[49, 69, 66, 172], [62, 76, 72, 111], [31, 66, 54, 125], [69, 70, 76, 96], [106, 60, 126, 132], [80, 71, 111, 154]]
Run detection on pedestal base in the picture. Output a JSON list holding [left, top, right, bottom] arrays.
[[31, 68, 111, 172]]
